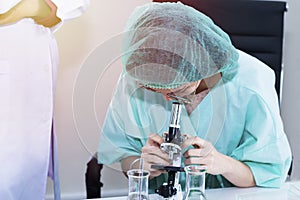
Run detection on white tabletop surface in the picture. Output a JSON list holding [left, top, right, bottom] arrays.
[[98, 181, 300, 200]]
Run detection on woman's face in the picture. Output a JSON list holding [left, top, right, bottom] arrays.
[[139, 80, 200, 102]]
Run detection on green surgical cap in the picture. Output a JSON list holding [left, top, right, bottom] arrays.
[[122, 2, 239, 89]]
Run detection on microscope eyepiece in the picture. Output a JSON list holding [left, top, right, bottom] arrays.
[[166, 102, 182, 143]]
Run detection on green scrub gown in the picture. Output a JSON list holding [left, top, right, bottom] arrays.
[[98, 50, 292, 191]]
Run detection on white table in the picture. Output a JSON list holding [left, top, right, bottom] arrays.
[[98, 181, 300, 200]]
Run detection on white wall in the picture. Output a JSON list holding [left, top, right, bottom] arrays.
[[46, 0, 150, 199], [46, 0, 300, 199], [281, 0, 300, 180]]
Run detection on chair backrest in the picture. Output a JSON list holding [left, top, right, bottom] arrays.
[[85, 156, 103, 198], [153, 0, 287, 102]]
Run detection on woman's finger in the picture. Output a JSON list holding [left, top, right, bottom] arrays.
[[146, 133, 165, 146], [142, 146, 170, 160], [183, 148, 202, 157], [183, 147, 214, 158], [184, 156, 209, 166], [141, 154, 170, 168], [181, 135, 206, 149]]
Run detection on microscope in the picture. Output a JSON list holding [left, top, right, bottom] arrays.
[[151, 102, 185, 200]]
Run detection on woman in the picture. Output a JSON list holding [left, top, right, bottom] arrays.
[[98, 2, 292, 192], [0, 0, 89, 199]]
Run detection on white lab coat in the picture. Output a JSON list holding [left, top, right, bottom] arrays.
[[0, 1, 89, 199]]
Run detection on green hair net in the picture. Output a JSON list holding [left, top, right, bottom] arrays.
[[122, 2, 239, 89]]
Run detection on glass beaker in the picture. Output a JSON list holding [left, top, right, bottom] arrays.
[[127, 169, 150, 200], [184, 165, 207, 200]]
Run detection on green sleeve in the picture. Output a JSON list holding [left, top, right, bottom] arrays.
[[230, 94, 292, 187]]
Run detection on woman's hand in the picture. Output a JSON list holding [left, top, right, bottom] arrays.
[[0, 0, 61, 27], [182, 134, 256, 187], [141, 133, 171, 179], [34, 0, 61, 28], [182, 135, 225, 175]]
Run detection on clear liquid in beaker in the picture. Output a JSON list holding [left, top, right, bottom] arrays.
[[184, 165, 206, 200], [127, 192, 148, 200]]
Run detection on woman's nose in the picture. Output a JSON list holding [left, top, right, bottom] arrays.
[[162, 93, 173, 101]]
